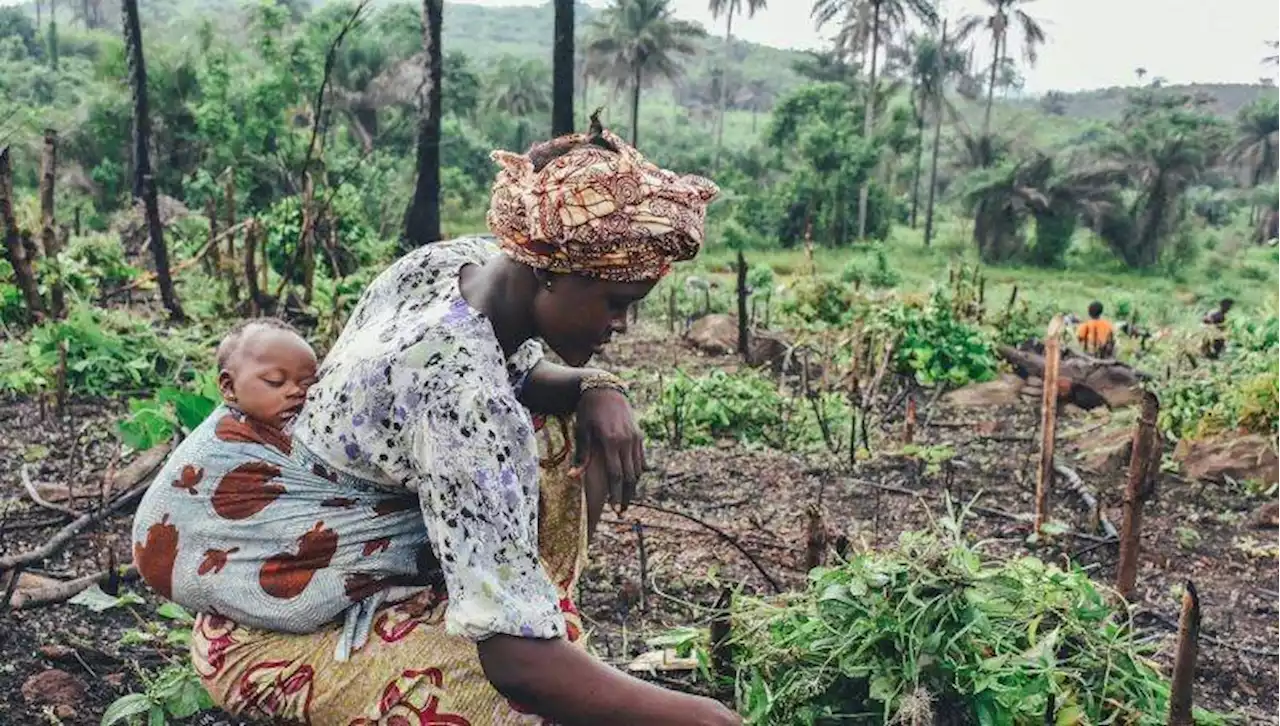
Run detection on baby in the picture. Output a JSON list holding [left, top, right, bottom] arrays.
[[132, 318, 434, 661], [215, 318, 318, 432]]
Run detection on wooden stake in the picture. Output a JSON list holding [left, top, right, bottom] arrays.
[[1167, 581, 1200, 726], [1117, 390, 1160, 601], [1034, 315, 1064, 535], [55, 340, 67, 415], [632, 520, 648, 613], [736, 248, 749, 359], [904, 397, 917, 444], [804, 504, 826, 570]]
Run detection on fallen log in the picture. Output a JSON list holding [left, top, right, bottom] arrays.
[[997, 344, 1148, 410], [8, 565, 139, 610]]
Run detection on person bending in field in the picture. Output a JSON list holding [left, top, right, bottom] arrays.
[[1076, 301, 1115, 358]]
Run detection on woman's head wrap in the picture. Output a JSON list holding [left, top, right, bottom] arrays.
[[486, 115, 720, 283]]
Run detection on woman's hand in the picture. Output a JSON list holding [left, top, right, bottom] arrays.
[[575, 388, 644, 514]]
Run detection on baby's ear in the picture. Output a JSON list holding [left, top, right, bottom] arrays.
[[217, 370, 236, 401]]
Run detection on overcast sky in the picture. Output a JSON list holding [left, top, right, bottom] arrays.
[[467, 0, 1280, 93], [2, 0, 1274, 92]]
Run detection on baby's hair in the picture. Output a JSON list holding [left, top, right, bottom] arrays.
[[527, 109, 618, 173], [216, 317, 301, 370]]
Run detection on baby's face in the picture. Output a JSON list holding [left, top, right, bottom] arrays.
[[219, 328, 318, 430]]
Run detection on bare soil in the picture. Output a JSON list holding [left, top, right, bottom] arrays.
[[1, 327, 1275, 725]]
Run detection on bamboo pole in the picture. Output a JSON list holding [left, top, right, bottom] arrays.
[[1117, 390, 1160, 600], [1034, 315, 1064, 535]]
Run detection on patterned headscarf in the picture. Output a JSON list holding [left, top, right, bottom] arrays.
[[486, 121, 720, 283]]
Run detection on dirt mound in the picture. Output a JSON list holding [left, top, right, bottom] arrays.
[[1174, 433, 1279, 485]]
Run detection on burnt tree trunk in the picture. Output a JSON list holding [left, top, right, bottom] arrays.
[[122, 0, 183, 321], [39, 129, 65, 319], [402, 0, 443, 249], [0, 148, 44, 321], [551, 0, 575, 137]]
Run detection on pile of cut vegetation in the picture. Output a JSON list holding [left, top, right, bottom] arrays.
[[725, 505, 1227, 725]]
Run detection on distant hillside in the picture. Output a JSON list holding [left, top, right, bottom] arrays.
[[1020, 83, 1279, 121], [438, 1, 807, 113]]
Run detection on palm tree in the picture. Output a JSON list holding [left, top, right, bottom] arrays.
[[956, 0, 1045, 140], [1226, 97, 1279, 226], [1102, 93, 1227, 267], [1135, 67, 1147, 85], [403, 0, 442, 248], [552, 0, 575, 136], [708, 0, 767, 170], [893, 29, 965, 229], [813, 0, 938, 240], [122, 0, 183, 320], [1263, 40, 1278, 68], [584, 0, 705, 148], [960, 152, 1124, 265], [486, 56, 553, 152]]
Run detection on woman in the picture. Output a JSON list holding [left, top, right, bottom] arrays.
[[136, 118, 740, 725]]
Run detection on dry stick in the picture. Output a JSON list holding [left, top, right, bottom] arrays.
[[709, 587, 733, 692], [904, 397, 917, 444], [632, 503, 782, 593], [108, 219, 251, 296], [20, 465, 79, 518], [1053, 461, 1118, 539], [1117, 390, 1160, 602], [55, 339, 67, 416], [632, 520, 648, 614], [0, 471, 158, 572], [0, 564, 23, 609], [9, 565, 140, 610], [1035, 315, 1064, 535], [1167, 581, 1200, 726]]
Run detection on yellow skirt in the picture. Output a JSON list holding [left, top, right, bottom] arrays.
[[191, 418, 589, 726]]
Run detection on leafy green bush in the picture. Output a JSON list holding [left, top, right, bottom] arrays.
[[727, 505, 1229, 725], [117, 371, 221, 450], [840, 246, 900, 289], [0, 304, 207, 397], [778, 276, 854, 326], [875, 291, 997, 387]]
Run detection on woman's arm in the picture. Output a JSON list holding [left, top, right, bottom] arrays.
[[478, 635, 740, 726], [517, 359, 600, 414], [521, 360, 645, 511]]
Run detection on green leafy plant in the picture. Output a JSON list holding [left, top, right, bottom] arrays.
[[720, 501, 1230, 725], [117, 371, 221, 450], [875, 290, 998, 387]]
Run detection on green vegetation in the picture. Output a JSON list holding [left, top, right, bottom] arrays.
[[0, 0, 1275, 723], [724, 504, 1229, 725]]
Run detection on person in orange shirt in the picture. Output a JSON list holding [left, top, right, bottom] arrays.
[[1077, 301, 1116, 358]]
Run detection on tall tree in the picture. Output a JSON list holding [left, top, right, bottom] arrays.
[[892, 30, 964, 228], [486, 56, 553, 152], [403, 0, 443, 248], [122, 0, 184, 321], [1225, 96, 1278, 227], [708, 0, 767, 170], [814, 0, 937, 240], [552, 0, 575, 136], [956, 0, 1045, 140], [584, 0, 704, 148]]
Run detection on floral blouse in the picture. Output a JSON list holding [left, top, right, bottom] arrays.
[[293, 236, 564, 642]]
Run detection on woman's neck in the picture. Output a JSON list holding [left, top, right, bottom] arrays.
[[460, 255, 538, 357]]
